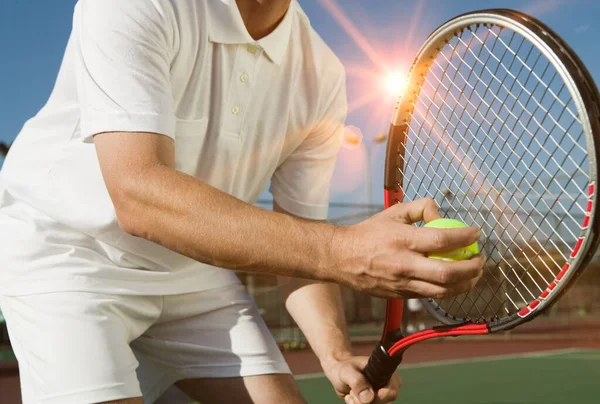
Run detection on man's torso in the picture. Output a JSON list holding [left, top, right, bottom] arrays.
[[0, 0, 346, 295]]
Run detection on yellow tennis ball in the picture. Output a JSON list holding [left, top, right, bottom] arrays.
[[424, 218, 479, 261]]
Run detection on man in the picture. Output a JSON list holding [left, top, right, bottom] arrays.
[[0, 1, 483, 403]]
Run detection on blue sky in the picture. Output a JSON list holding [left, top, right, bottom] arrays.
[[1, 0, 599, 216]]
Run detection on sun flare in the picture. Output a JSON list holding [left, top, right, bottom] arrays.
[[384, 73, 406, 97]]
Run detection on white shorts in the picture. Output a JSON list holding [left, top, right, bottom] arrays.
[[0, 284, 290, 404]]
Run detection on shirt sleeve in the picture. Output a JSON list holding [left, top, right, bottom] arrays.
[[73, 0, 177, 142], [269, 70, 347, 220]]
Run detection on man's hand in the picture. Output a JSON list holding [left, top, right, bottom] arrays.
[[332, 198, 484, 299], [322, 355, 401, 404]]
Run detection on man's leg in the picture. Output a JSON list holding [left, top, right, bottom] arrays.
[[134, 284, 301, 403], [0, 292, 160, 404], [176, 374, 306, 404]]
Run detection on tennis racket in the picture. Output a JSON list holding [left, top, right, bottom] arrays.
[[362, 8, 600, 389]]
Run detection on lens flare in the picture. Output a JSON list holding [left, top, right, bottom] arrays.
[[384, 73, 406, 97], [342, 125, 364, 149]]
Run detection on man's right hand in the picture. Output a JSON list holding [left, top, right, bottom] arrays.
[[331, 198, 484, 299]]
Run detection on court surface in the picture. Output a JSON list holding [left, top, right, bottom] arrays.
[[295, 349, 600, 404]]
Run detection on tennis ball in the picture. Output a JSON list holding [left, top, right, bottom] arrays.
[[424, 218, 479, 261]]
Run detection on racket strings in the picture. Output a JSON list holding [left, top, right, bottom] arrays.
[[466, 26, 584, 314], [397, 23, 589, 321]]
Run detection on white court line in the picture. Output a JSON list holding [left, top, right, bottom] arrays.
[[294, 348, 587, 381], [537, 351, 600, 360]]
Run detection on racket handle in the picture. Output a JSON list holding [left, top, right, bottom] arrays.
[[362, 343, 403, 390]]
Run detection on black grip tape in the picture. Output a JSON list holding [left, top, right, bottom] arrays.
[[361, 343, 404, 390]]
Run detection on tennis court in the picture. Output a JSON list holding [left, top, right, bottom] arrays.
[[2, 317, 600, 402], [295, 348, 600, 404]]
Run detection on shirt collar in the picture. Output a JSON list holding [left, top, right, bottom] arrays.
[[207, 0, 295, 65]]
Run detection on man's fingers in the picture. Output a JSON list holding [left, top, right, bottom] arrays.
[[386, 198, 441, 224], [372, 372, 402, 403], [336, 358, 401, 404], [402, 278, 480, 300], [345, 394, 359, 404], [398, 258, 484, 299], [373, 384, 400, 402], [401, 253, 484, 285], [404, 226, 481, 254], [338, 361, 375, 404], [373, 387, 399, 404], [399, 281, 465, 300]]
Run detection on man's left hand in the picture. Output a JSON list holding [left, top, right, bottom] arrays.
[[322, 355, 402, 403]]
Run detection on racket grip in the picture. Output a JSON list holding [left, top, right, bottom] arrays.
[[362, 343, 403, 390]]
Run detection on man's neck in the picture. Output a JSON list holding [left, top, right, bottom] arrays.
[[235, 0, 291, 40]]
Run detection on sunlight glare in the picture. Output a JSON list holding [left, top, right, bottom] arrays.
[[384, 73, 405, 97]]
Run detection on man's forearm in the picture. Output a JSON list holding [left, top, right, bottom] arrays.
[[114, 163, 340, 280], [281, 277, 353, 365]]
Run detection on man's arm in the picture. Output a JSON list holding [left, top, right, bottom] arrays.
[[94, 130, 483, 298], [281, 277, 401, 404], [95, 132, 336, 281], [275, 203, 400, 404], [280, 277, 351, 363], [274, 203, 352, 363]]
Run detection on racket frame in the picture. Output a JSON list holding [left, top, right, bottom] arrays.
[[364, 8, 600, 390]]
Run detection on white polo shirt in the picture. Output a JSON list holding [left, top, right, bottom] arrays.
[[0, 0, 347, 296]]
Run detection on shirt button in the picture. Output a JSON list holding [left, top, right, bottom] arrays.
[[240, 73, 249, 83], [231, 105, 240, 115], [247, 45, 258, 54]]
